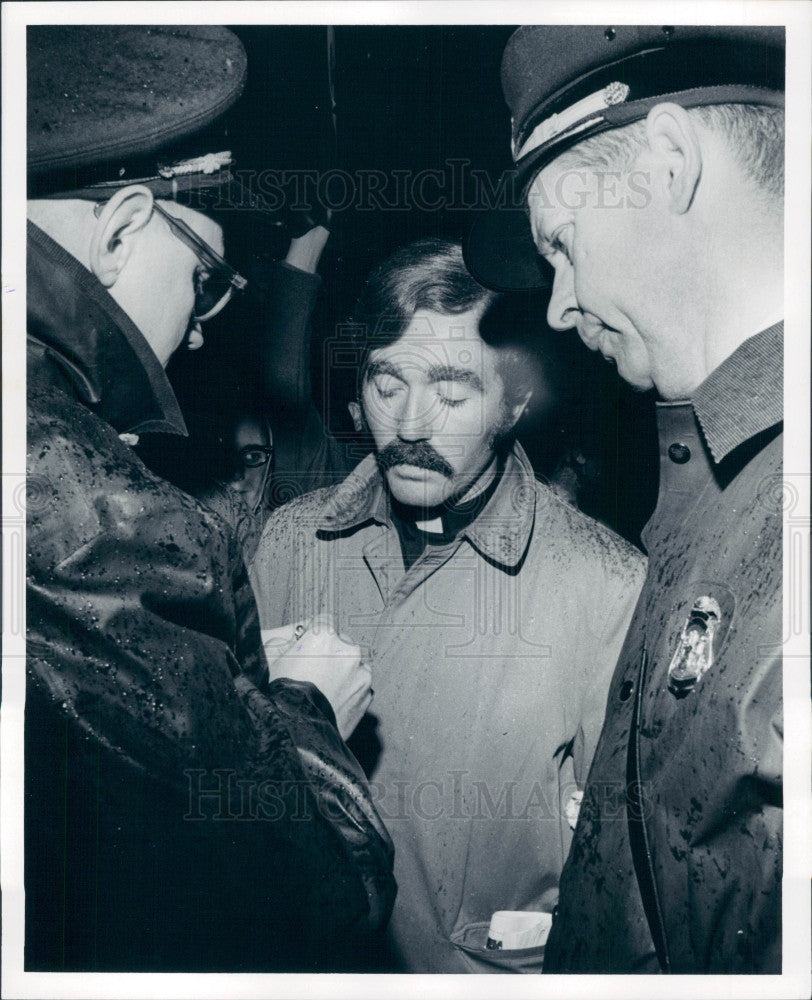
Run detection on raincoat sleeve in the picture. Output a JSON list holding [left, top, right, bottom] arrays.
[[25, 385, 395, 969]]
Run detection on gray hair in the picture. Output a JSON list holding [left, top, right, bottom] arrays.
[[558, 104, 784, 200]]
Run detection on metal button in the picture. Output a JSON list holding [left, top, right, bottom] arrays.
[[668, 442, 691, 464], [619, 679, 634, 701], [604, 27, 616, 41]]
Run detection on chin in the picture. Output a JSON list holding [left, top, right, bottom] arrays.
[[616, 359, 655, 392], [624, 373, 656, 392]]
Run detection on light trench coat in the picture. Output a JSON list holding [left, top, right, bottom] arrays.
[[251, 444, 645, 972]]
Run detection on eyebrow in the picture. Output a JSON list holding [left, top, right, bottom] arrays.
[[365, 359, 404, 382], [526, 204, 562, 258], [365, 359, 484, 393], [529, 222, 556, 257], [524, 196, 550, 252], [426, 364, 484, 393], [534, 233, 553, 255]]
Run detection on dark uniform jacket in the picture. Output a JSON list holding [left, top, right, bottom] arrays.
[[544, 324, 783, 973], [25, 221, 395, 972]]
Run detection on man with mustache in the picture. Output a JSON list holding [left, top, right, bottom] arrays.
[[250, 238, 645, 971], [465, 25, 785, 972]]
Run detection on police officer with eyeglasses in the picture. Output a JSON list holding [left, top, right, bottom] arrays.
[[25, 25, 393, 972]]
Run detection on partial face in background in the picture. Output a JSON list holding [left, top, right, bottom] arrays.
[[228, 415, 273, 511], [360, 307, 526, 509]]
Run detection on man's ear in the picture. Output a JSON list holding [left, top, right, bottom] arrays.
[[506, 389, 533, 430], [348, 400, 365, 433], [89, 185, 155, 287], [644, 102, 702, 215]]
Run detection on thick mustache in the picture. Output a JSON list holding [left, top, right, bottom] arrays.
[[377, 441, 454, 478]]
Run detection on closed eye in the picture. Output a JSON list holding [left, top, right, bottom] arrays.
[[436, 385, 469, 408], [433, 375, 474, 409], [549, 227, 573, 264], [551, 237, 570, 261], [372, 374, 405, 399], [536, 221, 573, 265]]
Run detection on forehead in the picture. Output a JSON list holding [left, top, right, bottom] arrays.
[[367, 307, 500, 378], [234, 415, 269, 447], [526, 159, 580, 241]]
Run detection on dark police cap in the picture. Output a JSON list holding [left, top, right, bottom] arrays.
[[27, 25, 270, 218], [465, 24, 785, 292]]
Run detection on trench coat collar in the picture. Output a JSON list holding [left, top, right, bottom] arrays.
[[316, 443, 537, 570], [692, 321, 783, 463], [27, 219, 187, 437]]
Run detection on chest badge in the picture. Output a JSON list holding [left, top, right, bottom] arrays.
[[667, 595, 723, 698]]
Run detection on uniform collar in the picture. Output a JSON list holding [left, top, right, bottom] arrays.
[[317, 443, 537, 569], [27, 220, 187, 437], [692, 322, 783, 463]]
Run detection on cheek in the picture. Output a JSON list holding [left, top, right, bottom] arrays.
[[575, 213, 630, 282], [160, 252, 196, 320], [247, 467, 266, 490], [360, 387, 395, 443], [176, 268, 197, 320], [449, 407, 500, 466]]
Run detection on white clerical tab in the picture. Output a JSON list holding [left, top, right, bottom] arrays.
[[513, 82, 630, 161]]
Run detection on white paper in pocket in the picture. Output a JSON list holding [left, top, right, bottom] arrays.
[[485, 910, 553, 950]]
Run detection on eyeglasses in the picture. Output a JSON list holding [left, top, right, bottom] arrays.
[[94, 199, 247, 322], [237, 445, 273, 469]]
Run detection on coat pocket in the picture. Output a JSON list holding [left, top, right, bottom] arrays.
[[450, 919, 547, 973]]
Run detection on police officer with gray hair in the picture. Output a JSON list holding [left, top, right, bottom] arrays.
[[466, 26, 784, 973]]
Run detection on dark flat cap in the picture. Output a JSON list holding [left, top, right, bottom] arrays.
[[28, 26, 246, 174], [28, 25, 260, 214], [465, 24, 785, 291]]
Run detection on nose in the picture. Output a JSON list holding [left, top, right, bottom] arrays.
[[546, 264, 580, 332], [396, 387, 433, 442]]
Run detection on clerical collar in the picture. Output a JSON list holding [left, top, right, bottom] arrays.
[[390, 458, 504, 571]]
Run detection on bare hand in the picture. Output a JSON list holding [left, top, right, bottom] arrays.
[[261, 613, 372, 740], [284, 224, 331, 274]]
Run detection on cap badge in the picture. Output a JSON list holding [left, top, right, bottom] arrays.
[[513, 82, 629, 161], [667, 595, 722, 698], [158, 150, 233, 179], [603, 81, 630, 106]]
